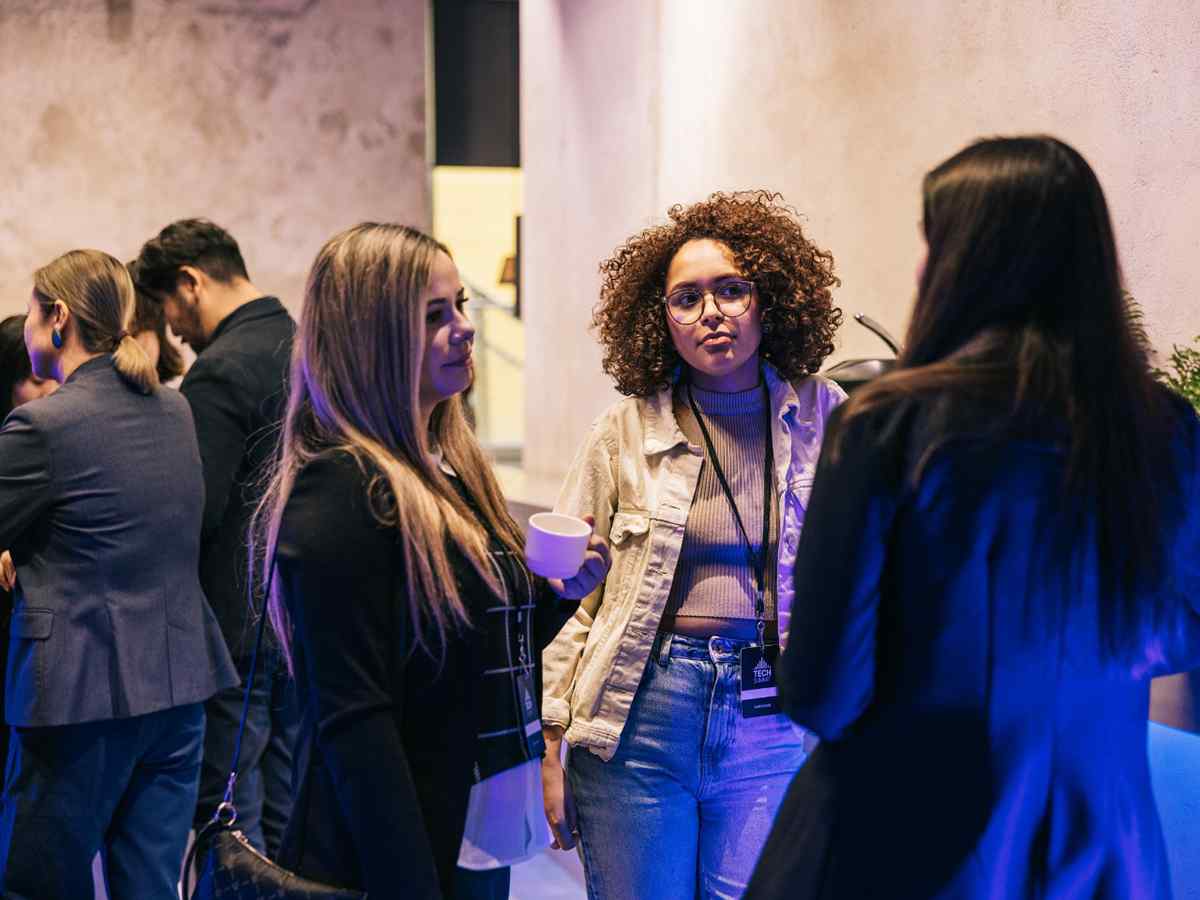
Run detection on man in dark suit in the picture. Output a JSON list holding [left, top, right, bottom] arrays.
[[135, 220, 298, 856]]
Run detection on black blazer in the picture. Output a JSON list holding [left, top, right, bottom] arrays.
[[0, 356, 238, 727], [275, 452, 573, 898], [182, 296, 294, 659], [749, 395, 1200, 899]]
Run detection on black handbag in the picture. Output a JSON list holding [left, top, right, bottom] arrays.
[[183, 568, 367, 900]]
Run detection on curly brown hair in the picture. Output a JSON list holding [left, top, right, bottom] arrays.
[[594, 191, 842, 397]]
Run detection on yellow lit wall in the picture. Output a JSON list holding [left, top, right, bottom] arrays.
[[432, 166, 524, 452]]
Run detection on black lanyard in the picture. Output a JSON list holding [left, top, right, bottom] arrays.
[[685, 374, 775, 646]]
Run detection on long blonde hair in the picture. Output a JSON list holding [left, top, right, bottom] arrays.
[[253, 223, 525, 664], [34, 250, 158, 393]]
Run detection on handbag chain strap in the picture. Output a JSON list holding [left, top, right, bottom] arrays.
[[182, 558, 277, 898], [211, 556, 277, 829]]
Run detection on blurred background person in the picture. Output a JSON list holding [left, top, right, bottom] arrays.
[[134, 219, 297, 857], [254, 223, 607, 898], [0, 315, 58, 419], [0, 313, 58, 773], [128, 261, 185, 385], [542, 192, 845, 899], [748, 136, 1200, 899], [0, 250, 237, 899]]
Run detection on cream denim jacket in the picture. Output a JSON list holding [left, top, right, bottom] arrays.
[[543, 365, 847, 760]]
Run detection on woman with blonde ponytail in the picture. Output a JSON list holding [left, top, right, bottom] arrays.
[[0, 249, 238, 898], [256, 223, 609, 899]]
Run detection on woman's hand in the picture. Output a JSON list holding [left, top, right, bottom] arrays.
[[542, 725, 579, 850], [547, 515, 612, 600], [0, 551, 15, 592]]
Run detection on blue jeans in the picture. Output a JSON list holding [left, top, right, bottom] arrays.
[[569, 633, 807, 900], [195, 656, 298, 857], [0, 702, 205, 900]]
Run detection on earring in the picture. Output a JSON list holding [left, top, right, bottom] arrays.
[[52, 328, 63, 349]]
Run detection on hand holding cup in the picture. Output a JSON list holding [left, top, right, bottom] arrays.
[[526, 513, 612, 600]]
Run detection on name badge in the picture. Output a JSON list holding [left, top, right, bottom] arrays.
[[739, 643, 781, 718], [516, 669, 547, 757]]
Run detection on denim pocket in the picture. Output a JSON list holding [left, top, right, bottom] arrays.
[[608, 511, 650, 544]]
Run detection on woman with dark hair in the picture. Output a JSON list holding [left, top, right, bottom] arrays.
[[252, 223, 609, 897], [0, 250, 237, 898], [541, 191, 845, 898], [0, 314, 56, 422], [127, 263, 186, 384], [0, 314, 58, 773], [747, 136, 1200, 899]]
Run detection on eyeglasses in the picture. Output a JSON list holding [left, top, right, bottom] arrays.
[[664, 279, 755, 325]]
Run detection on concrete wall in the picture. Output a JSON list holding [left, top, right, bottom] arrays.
[[520, 0, 1200, 479], [0, 0, 430, 319]]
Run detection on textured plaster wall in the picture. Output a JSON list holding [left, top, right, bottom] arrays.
[[521, 0, 1200, 479], [0, 0, 430, 319]]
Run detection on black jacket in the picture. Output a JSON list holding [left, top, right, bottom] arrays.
[[748, 392, 1200, 900], [182, 296, 294, 659], [275, 451, 576, 898]]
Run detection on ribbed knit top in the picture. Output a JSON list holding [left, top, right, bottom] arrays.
[[663, 382, 778, 625]]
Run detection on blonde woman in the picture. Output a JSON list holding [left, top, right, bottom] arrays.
[[0, 250, 237, 898], [254, 223, 609, 898]]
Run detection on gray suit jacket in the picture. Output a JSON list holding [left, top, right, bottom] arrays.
[[0, 355, 238, 727]]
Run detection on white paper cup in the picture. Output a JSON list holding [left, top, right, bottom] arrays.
[[525, 513, 591, 580]]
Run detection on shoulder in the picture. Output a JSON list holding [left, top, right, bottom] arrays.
[[791, 373, 848, 419], [181, 349, 251, 390], [1161, 386, 1200, 484], [0, 403, 50, 455], [581, 394, 648, 449], [7, 374, 99, 434], [278, 450, 394, 566]]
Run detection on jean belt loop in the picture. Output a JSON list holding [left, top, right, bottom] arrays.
[[657, 631, 674, 667]]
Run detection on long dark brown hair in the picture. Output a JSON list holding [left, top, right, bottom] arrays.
[[843, 135, 1180, 657]]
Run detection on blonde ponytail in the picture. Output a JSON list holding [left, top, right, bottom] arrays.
[[111, 331, 159, 394]]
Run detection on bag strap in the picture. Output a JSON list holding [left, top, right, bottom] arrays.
[[214, 556, 278, 830], [182, 558, 277, 898]]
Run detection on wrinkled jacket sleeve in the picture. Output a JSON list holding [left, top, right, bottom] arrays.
[[541, 417, 618, 730], [0, 408, 53, 550], [779, 404, 902, 741]]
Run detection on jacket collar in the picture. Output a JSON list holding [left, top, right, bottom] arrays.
[[63, 353, 114, 386], [207, 296, 287, 347], [641, 361, 802, 456]]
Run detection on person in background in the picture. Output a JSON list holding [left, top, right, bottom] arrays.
[[541, 191, 845, 899], [0, 250, 237, 898], [747, 136, 1200, 899], [134, 219, 297, 857], [253, 223, 609, 898], [127, 260, 185, 385], [0, 315, 58, 421], [0, 314, 59, 772]]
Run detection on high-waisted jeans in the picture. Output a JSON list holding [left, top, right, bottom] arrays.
[[569, 633, 808, 900]]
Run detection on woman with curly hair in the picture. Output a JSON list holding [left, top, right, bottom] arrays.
[[541, 191, 846, 898]]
